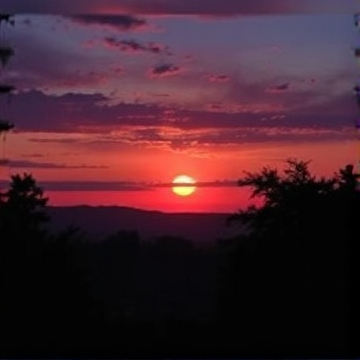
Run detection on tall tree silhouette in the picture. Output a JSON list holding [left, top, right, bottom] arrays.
[[0, 174, 100, 357]]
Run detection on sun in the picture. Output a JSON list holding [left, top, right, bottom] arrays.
[[172, 175, 196, 197]]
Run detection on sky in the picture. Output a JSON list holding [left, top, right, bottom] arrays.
[[0, 0, 359, 212]]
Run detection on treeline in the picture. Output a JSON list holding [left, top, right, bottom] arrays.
[[1, 160, 358, 357]]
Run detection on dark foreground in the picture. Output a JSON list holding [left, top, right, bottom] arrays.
[[1, 162, 359, 358]]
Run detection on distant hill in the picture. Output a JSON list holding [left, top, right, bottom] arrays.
[[46, 206, 242, 243]]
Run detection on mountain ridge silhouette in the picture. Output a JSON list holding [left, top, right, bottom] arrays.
[[47, 205, 241, 242]]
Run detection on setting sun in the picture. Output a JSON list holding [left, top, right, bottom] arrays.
[[172, 175, 196, 197]]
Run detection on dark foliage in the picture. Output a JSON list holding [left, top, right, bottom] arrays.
[[0, 162, 358, 357], [221, 159, 359, 357]]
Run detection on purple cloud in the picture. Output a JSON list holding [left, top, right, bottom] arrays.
[[12, 90, 164, 132], [266, 83, 291, 94], [104, 37, 171, 55], [69, 14, 148, 31], [147, 64, 183, 78], [11, 89, 357, 136], [1, 0, 357, 15], [9, 83, 356, 158]]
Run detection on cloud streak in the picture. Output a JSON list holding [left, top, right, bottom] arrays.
[[207, 74, 230, 83], [12, 89, 357, 138], [266, 83, 290, 93], [0, 159, 109, 169], [147, 64, 183, 78], [69, 14, 148, 31], [0, 180, 150, 191], [0, 179, 239, 192], [104, 37, 171, 55]]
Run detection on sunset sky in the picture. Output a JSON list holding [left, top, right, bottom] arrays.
[[0, 0, 358, 212]]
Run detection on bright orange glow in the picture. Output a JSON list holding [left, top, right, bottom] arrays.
[[172, 175, 196, 197]]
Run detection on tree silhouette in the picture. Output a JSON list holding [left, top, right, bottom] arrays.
[[220, 159, 358, 356], [0, 173, 49, 236], [0, 174, 100, 357], [229, 159, 337, 238]]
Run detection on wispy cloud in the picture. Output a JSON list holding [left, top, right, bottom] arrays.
[[153, 180, 238, 188], [266, 83, 291, 94], [147, 64, 184, 78], [0, 179, 239, 192], [0, 159, 108, 169], [20, 153, 45, 158], [12, 89, 357, 138], [104, 37, 171, 55], [0, 180, 151, 192], [206, 74, 230, 83], [68, 14, 148, 31]]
